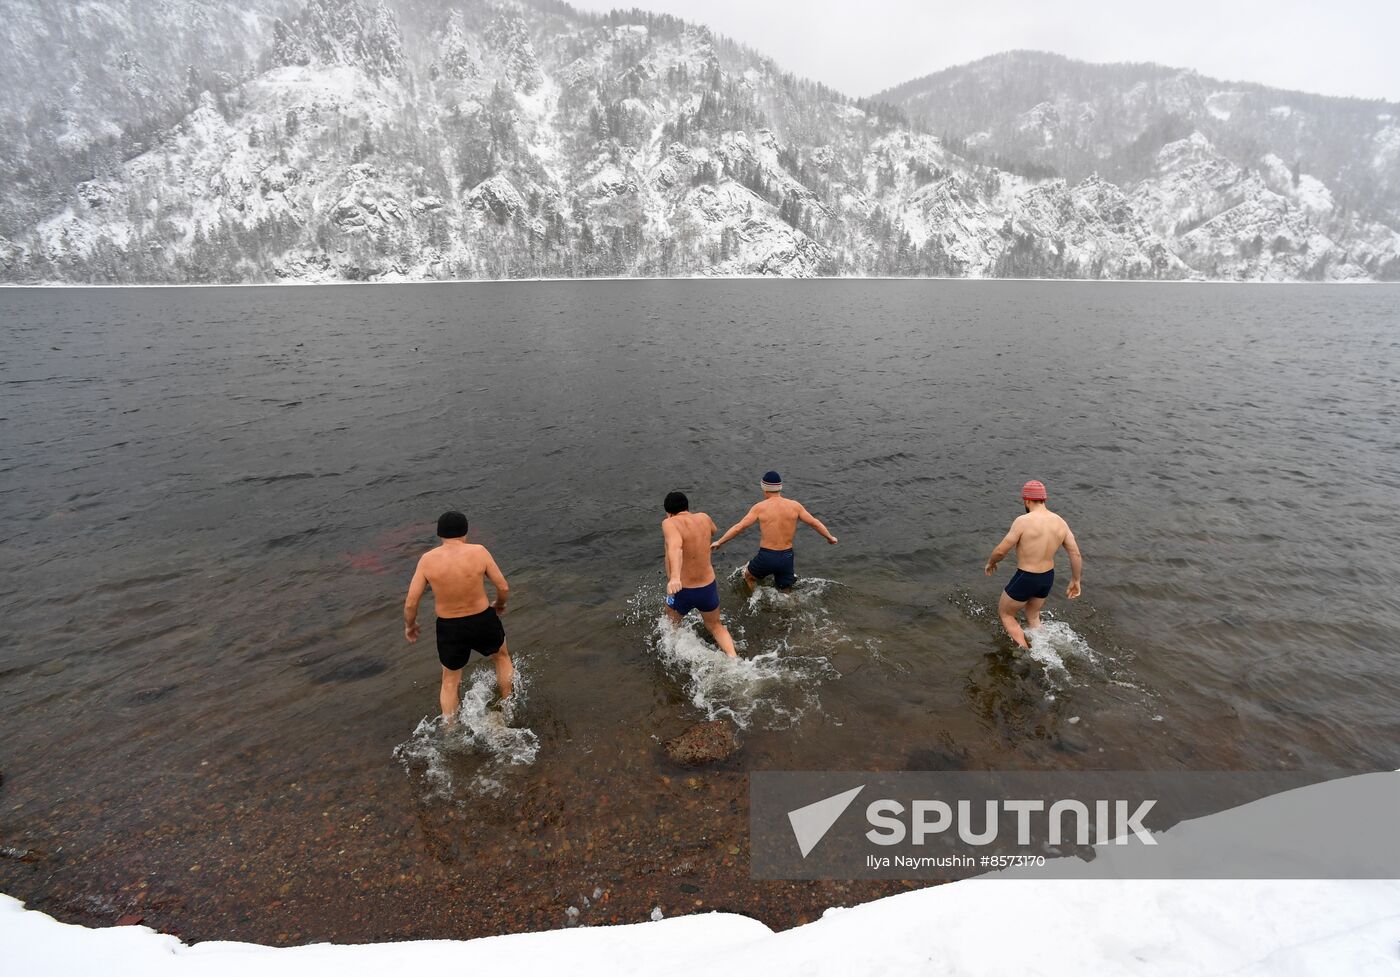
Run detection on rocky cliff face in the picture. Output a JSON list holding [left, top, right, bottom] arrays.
[[2, 2, 1395, 283], [878, 51, 1400, 282]]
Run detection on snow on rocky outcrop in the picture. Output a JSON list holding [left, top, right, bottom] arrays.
[[879, 50, 1400, 281], [1132, 132, 1400, 280], [466, 174, 527, 224], [1008, 176, 1188, 278]]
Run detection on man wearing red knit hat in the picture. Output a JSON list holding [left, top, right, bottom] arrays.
[[983, 480, 1083, 650]]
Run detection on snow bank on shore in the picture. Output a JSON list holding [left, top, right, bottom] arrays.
[[7, 876, 1399, 976]]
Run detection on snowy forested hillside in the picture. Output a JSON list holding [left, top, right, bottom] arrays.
[[1, 1, 1396, 283], [878, 51, 1400, 281]]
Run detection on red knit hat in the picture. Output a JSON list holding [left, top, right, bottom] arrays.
[[1022, 480, 1048, 501]]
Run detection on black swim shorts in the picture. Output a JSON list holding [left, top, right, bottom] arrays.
[[1004, 568, 1055, 602], [436, 608, 505, 670]]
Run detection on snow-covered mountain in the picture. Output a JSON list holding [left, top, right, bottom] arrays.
[[1, 2, 1395, 283], [878, 51, 1400, 281]]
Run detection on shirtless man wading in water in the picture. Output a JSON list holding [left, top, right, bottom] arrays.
[[661, 491, 739, 658], [984, 480, 1083, 650], [712, 470, 837, 592], [404, 511, 513, 722]]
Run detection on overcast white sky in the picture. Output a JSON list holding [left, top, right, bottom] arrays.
[[566, 0, 1400, 102]]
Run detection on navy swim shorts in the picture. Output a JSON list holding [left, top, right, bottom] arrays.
[[747, 547, 797, 589], [1004, 568, 1054, 602], [666, 579, 721, 616]]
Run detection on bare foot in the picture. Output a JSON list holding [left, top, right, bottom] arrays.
[[495, 697, 515, 725]]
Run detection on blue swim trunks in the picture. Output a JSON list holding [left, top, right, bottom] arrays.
[[747, 547, 797, 589], [1005, 568, 1054, 602], [666, 579, 720, 617]]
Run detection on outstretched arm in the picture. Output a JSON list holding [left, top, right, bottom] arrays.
[[404, 558, 428, 642], [1062, 527, 1083, 598], [663, 520, 685, 595], [713, 505, 760, 550], [798, 505, 838, 544], [984, 522, 1021, 575], [484, 550, 510, 614]]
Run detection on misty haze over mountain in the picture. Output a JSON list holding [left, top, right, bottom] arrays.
[[1, 0, 1396, 284]]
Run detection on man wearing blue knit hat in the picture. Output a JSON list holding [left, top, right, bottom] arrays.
[[712, 471, 838, 592]]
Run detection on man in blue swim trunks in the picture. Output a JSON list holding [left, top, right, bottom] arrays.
[[662, 491, 739, 657], [712, 471, 838, 592], [984, 480, 1083, 650]]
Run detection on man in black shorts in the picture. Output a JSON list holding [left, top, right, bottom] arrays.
[[984, 480, 1083, 650], [404, 511, 513, 722]]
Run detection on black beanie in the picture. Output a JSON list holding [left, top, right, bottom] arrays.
[[436, 511, 468, 538]]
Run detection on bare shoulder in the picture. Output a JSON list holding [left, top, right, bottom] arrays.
[[416, 548, 442, 578]]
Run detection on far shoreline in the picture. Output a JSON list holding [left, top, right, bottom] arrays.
[[2, 275, 1397, 289]]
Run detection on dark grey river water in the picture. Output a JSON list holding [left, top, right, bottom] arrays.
[[1, 281, 1398, 941]]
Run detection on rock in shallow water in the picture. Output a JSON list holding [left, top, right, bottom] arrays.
[[0, 846, 43, 862], [663, 720, 740, 766]]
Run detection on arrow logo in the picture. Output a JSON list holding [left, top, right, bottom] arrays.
[[787, 785, 865, 857]]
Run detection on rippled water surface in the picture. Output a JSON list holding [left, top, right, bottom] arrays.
[[1, 281, 1398, 940]]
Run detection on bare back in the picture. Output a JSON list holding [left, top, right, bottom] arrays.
[[416, 542, 501, 617], [743, 496, 798, 549], [663, 511, 719, 587], [1010, 508, 1071, 572]]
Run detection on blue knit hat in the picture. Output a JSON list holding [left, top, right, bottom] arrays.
[[762, 471, 782, 491]]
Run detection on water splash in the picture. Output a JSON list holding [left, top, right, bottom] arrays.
[[1022, 620, 1099, 687], [950, 588, 1103, 688], [649, 614, 834, 728], [393, 655, 539, 800], [626, 566, 841, 729], [746, 574, 890, 670], [741, 573, 839, 613]]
